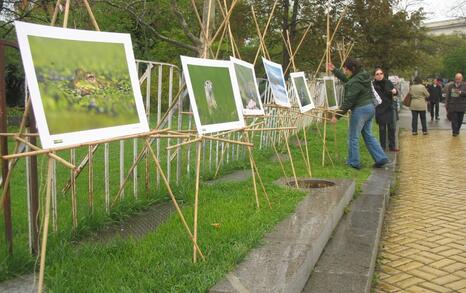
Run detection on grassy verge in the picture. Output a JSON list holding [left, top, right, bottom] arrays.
[[2, 119, 377, 291]]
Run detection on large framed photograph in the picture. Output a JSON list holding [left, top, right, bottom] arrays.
[[180, 56, 244, 134], [15, 21, 149, 149], [262, 58, 291, 108], [323, 76, 338, 109], [290, 72, 315, 113], [230, 57, 264, 116]]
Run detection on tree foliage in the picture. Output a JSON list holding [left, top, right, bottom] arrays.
[[1, 0, 429, 106]]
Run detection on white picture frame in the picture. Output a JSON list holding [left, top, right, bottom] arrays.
[[230, 57, 265, 116], [15, 21, 149, 149], [290, 72, 315, 113], [323, 76, 339, 110], [180, 56, 245, 134], [262, 57, 291, 108]]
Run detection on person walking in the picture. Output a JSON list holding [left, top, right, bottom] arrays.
[[445, 73, 466, 136], [409, 77, 430, 135], [373, 67, 399, 151], [427, 78, 442, 121], [327, 59, 389, 170]]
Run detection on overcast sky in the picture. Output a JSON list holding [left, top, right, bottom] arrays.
[[407, 0, 461, 21]]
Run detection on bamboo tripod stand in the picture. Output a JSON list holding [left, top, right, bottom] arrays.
[[0, 1, 210, 291]]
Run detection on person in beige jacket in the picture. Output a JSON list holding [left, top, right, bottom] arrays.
[[409, 76, 430, 135]]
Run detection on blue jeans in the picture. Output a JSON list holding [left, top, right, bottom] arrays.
[[348, 103, 388, 168]]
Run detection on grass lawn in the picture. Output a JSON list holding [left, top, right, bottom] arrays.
[[1, 119, 377, 291]]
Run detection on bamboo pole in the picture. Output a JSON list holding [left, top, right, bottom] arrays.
[[202, 0, 213, 58], [285, 132, 299, 188], [285, 30, 297, 72], [63, 0, 70, 28], [244, 131, 271, 209], [166, 135, 252, 151], [246, 141, 259, 209], [284, 23, 312, 75], [213, 142, 229, 178], [88, 145, 93, 214], [272, 144, 287, 179], [50, 0, 61, 26], [302, 126, 312, 177], [2, 129, 164, 161], [193, 141, 202, 263], [252, 0, 279, 65], [37, 157, 53, 293], [0, 133, 39, 137], [82, 0, 100, 31], [251, 6, 269, 62], [209, 0, 239, 46], [0, 100, 32, 212], [144, 140, 205, 260], [70, 150, 77, 229], [11, 136, 75, 170], [295, 132, 311, 177]]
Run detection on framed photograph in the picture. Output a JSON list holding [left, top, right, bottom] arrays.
[[180, 56, 245, 134], [262, 58, 291, 108], [15, 21, 149, 149], [290, 72, 315, 113], [230, 57, 265, 116], [323, 76, 338, 109]]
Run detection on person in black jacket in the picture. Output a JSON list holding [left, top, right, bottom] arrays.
[[445, 73, 466, 136], [373, 67, 398, 152], [427, 78, 442, 121]]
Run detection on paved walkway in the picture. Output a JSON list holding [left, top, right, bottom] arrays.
[[375, 107, 466, 292]]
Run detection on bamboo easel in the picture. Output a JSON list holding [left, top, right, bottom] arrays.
[[310, 2, 352, 167], [0, 2, 208, 292]]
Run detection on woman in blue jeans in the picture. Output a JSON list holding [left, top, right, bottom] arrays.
[[327, 59, 389, 170]]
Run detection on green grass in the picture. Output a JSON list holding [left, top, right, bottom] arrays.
[[1, 119, 377, 291]]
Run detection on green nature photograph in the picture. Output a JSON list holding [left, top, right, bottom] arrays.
[[325, 78, 337, 108], [233, 63, 261, 110], [28, 36, 140, 135], [294, 76, 312, 107], [187, 64, 239, 125]]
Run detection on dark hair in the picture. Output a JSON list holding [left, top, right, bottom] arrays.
[[413, 76, 423, 84], [343, 58, 362, 75], [373, 66, 384, 75]]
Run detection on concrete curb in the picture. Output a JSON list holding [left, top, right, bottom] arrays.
[[210, 179, 356, 293], [302, 152, 397, 293]]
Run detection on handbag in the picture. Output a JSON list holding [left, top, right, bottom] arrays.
[[371, 81, 382, 106], [403, 93, 411, 107]]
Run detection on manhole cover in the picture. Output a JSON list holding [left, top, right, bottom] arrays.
[[285, 179, 335, 189]]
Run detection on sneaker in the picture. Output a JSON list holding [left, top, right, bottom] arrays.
[[373, 159, 389, 168], [349, 164, 361, 170], [412, 132, 418, 135], [389, 148, 400, 152]]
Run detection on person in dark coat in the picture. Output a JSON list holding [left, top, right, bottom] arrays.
[[427, 78, 442, 121], [373, 67, 398, 152], [327, 59, 389, 170], [445, 73, 466, 136]]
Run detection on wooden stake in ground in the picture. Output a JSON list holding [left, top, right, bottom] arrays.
[[37, 157, 53, 293], [143, 140, 204, 260], [284, 131, 299, 188], [193, 140, 202, 263]]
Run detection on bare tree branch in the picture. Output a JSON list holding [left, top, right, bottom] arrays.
[[171, 2, 202, 47]]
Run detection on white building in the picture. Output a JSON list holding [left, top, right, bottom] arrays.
[[422, 18, 466, 36]]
